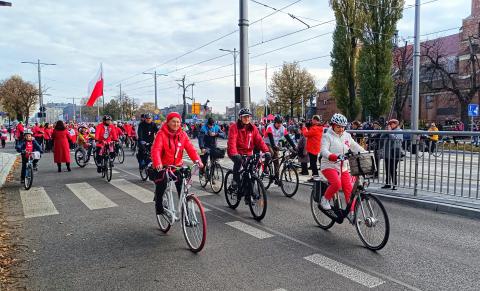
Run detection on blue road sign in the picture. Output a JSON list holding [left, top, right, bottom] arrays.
[[154, 114, 160, 120], [192, 114, 197, 120], [468, 104, 479, 117]]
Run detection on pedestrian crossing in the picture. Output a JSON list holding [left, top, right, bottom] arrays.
[[66, 182, 118, 210], [20, 187, 59, 218]]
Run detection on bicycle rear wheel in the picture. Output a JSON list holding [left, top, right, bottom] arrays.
[[75, 148, 87, 168], [117, 147, 125, 164], [24, 164, 33, 190], [258, 163, 273, 190], [280, 166, 299, 198], [182, 195, 207, 253], [354, 194, 390, 251], [310, 191, 334, 229], [249, 177, 267, 221], [156, 193, 171, 233], [106, 157, 113, 182], [210, 162, 224, 194], [224, 170, 240, 209]]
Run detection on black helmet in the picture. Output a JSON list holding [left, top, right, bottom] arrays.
[[238, 108, 252, 117], [207, 117, 215, 125], [103, 115, 112, 121], [274, 115, 283, 124], [144, 113, 152, 119]]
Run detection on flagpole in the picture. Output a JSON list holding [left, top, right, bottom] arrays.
[[264, 63, 268, 118], [101, 63, 104, 112]]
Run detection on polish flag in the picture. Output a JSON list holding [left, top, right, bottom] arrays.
[[86, 64, 103, 107]]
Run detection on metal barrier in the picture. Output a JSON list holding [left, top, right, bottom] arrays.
[[348, 130, 480, 200]]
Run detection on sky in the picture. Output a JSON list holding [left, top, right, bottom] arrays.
[[0, 0, 471, 114]]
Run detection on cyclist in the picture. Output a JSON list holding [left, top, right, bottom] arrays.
[[16, 129, 43, 184], [137, 113, 158, 169], [198, 117, 225, 175], [263, 115, 296, 183], [227, 108, 271, 189], [427, 122, 439, 153], [95, 115, 118, 173], [319, 113, 366, 212], [151, 112, 203, 214]]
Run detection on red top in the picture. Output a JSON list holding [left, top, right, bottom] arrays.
[[227, 122, 269, 156], [301, 125, 324, 155], [151, 124, 200, 168], [95, 123, 118, 145]]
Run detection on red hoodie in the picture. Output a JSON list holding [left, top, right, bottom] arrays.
[[151, 124, 200, 168], [227, 121, 269, 156]]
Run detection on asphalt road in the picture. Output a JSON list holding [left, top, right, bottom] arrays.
[[2, 145, 480, 291]]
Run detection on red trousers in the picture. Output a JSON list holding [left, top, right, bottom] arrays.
[[322, 168, 354, 204]]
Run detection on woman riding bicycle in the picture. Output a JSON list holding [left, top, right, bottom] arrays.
[[16, 129, 43, 184], [319, 113, 366, 211], [95, 115, 118, 173], [151, 112, 204, 214]]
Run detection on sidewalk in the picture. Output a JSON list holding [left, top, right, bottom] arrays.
[[0, 151, 17, 187]]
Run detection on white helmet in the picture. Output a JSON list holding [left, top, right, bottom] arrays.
[[330, 113, 348, 127]]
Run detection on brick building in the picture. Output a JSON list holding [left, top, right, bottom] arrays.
[[317, 0, 480, 124]]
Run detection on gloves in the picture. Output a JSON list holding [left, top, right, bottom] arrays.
[[264, 152, 272, 159], [328, 154, 338, 162]]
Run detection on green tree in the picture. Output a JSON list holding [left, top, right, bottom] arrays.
[[269, 62, 317, 118], [358, 0, 404, 119], [0, 75, 39, 123], [329, 0, 363, 120]]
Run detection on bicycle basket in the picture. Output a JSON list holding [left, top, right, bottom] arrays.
[[210, 147, 226, 159], [348, 152, 376, 177]]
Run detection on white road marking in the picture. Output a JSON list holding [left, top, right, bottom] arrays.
[[195, 191, 213, 197], [112, 170, 119, 174], [273, 289, 287, 291], [20, 187, 59, 218], [110, 179, 153, 203], [225, 221, 274, 239], [66, 182, 117, 210], [304, 254, 385, 288]]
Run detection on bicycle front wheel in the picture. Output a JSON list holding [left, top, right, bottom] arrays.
[[106, 158, 113, 182], [75, 148, 87, 168], [182, 195, 207, 253], [224, 170, 240, 209], [210, 163, 224, 194], [24, 164, 34, 190], [310, 191, 334, 230], [249, 177, 267, 221], [139, 167, 148, 181], [117, 147, 125, 164], [354, 194, 390, 251], [280, 166, 299, 198]]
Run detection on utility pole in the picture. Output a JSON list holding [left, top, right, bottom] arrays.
[[118, 84, 124, 121], [239, 0, 250, 109], [411, 0, 421, 197], [176, 76, 194, 121], [21, 59, 56, 123], [143, 71, 168, 110]]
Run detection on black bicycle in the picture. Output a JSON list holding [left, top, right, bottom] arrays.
[[139, 143, 152, 181], [75, 139, 95, 168], [199, 148, 225, 194], [258, 148, 299, 197], [116, 142, 125, 164], [99, 142, 115, 182], [23, 152, 35, 190], [310, 152, 390, 251], [224, 153, 267, 221]]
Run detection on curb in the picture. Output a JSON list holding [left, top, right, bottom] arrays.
[[0, 153, 17, 187]]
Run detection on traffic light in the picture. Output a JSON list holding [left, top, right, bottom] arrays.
[[39, 106, 46, 112]]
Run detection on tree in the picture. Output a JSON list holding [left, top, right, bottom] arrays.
[[176, 75, 194, 122], [391, 40, 413, 119], [137, 102, 156, 116], [329, 0, 363, 120], [269, 62, 317, 118], [0, 75, 39, 123], [80, 97, 103, 122], [357, 0, 404, 120], [103, 99, 121, 120]]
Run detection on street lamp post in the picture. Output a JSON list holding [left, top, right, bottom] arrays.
[[219, 48, 238, 118], [239, 0, 250, 109], [143, 71, 168, 110]]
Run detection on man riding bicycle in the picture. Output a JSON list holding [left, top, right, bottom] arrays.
[[227, 108, 271, 189], [263, 115, 296, 182], [95, 115, 119, 173], [16, 129, 43, 184], [137, 113, 158, 169], [319, 113, 366, 213], [198, 117, 225, 175]]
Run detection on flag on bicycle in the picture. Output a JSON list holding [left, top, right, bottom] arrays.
[[86, 63, 103, 107]]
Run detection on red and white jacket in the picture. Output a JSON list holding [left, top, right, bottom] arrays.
[[95, 123, 118, 146], [227, 121, 269, 156]]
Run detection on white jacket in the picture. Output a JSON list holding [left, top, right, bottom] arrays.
[[320, 128, 365, 172]]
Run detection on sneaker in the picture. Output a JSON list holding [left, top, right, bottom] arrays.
[[320, 197, 331, 210], [392, 186, 397, 190], [97, 166, 102, 173], [381, 185, 391, 189]]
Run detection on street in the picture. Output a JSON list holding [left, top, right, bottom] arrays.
[[1, 146, 480, 291]]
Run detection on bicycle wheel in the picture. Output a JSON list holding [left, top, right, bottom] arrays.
[[106, 158, 113, 182], [199, 162, 209, 188], [94, 151, 101, 167], [249, 177, 267, 221], [156, 193, 171, 233], [139, 166, 148, 181], [280, 165, 299, 198], [224, 170, 240, 209], [310, 191, 334, 230], [24, 164, 33, 190], [210, 162, 224, 194], [74, 148, 87, 168], [101, 157, 106, 178], [258, 163, 273, 190], [182, 195, 207, 253], [117, 147, 125, 164], [354, 194, 390, 251]]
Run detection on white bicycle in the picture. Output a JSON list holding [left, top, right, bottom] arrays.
[[155, 164, 207, 253]]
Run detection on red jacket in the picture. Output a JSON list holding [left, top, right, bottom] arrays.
[[301, 125, 324, 155], [151, 124, 200, 168], [95, 123, 118, 145], [44, 128, 53, 140], [115, 126, 124, 138], [227, 121, 269, 156], [32, 125, 44, 138]]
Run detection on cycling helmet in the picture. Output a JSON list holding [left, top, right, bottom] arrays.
[[274, 115, 283, 124], [330, 113, 348, 127], [90, 128, 96, 133], [103, 115, 112, 121], [144, 113, 152, 119], [238, 108, 252, 117], [24, 129, 33, 135]]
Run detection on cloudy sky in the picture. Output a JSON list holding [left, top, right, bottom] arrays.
[[0, 0, 471, 113]]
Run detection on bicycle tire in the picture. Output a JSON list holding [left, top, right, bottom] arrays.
[[156, 194, 171, 233], [101, 157, 106, 178], [182, 195, 207, 253], [354, 193, 390, 251], [117, 147, 125, 164], [280, 165, 299, 198], [24, 164, 33, 190], [210, 162, 224, 194], [199, 162, 209, 188], [94, 152, 100, 167], [249, 177, 267, 221], [310, 191, 334, 229], [224, 170, 240, 209], [139, 167, 148, 181], [106, 158, 113, 182], [259, 163, 273, 190], [74, 148, 87, 168]]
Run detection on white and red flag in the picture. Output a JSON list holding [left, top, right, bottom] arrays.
[[86, 64, 103, 107]]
